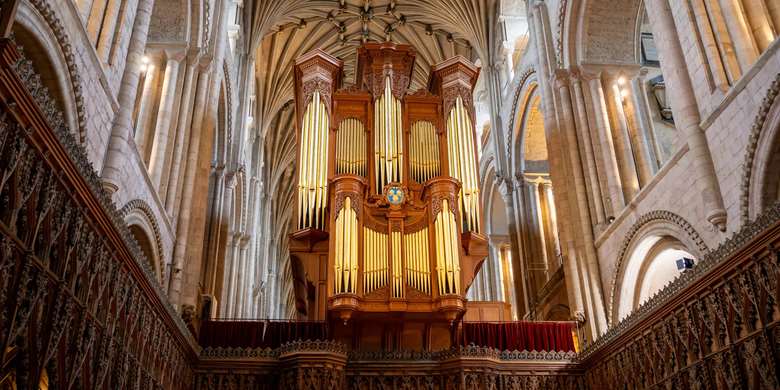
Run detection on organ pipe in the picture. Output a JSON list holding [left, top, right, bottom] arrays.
[[409, 121, 440, 183], [297, 91, 329, 230], [404, 228, 431, 294], [334, 197, 358, 294], [391, 229, 404, 298], [363, 227, 389, 294], [446, 96, 481, 233], [434, 199, 461, 295], [374, 77, 403, 193], [336, 118, 367, 176]]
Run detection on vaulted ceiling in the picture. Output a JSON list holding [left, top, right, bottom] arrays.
[[250, 0, 497, 137]]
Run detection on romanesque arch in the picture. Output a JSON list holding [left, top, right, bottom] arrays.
[[120, 199, 165, 282], [13, 0, 83, 141], [742, 73, 780, 223], [609, 210, 709, 323]]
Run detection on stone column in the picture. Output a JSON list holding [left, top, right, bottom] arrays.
[[718, 0, 760, 71], [95, 0, 122, 62], [618, 73, 654, 187], [168, 59, 213, 308], [237, 235, 250, 317], [165, 51, 200, 215], [148, 49, 185, 191], [646, 0, 727, 230], [583, 72, 625, 217], [222, 231, 239, 317], [630, 69, 662, 173], [133, 58, 160, 161], [504, 177, 532, 316], [100, 0, 155, 188], [571, 71, 606, 225], [541, 181, 560, 263], [529, 179, 550, 277], [607, 75, 640, 199], [553, 70, 608, 334]]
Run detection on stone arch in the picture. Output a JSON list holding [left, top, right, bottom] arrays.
[[482, 165, 509, 238], [507, 69, 540, 177], [13, 0, 85, 141], [120, 199, 165, 281], [609, 211, 709, 323], [742, 73, 780, 223]]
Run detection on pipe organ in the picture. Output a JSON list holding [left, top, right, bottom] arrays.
[[289, 44, 488, 350]]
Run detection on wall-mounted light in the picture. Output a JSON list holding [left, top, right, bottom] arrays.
[[140, 56, 150, 72]]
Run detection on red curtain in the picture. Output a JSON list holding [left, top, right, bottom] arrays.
[[459, 322, 575, 352], [199, 320, 328, 348]]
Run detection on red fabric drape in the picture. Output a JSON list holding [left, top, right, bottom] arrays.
[[460, 322, 575, 352], [199, 320, 328, 348]]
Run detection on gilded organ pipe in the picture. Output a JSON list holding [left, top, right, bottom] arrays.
[[409, 121, 440, 183], [391, 229, 404, 298], [434, 199, 461, 295], [336, 118, 367, 176], [297, 91, 330, 230], [374, 77, 403, 192], [334, 197, 358, 293], [363, 227, 388, 294], [446, 97, 480, 233], [404, 228, 431, 294]]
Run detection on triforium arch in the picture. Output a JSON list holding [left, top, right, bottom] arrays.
[[609, 210, 709, 323], [120, 199, 166, 282], [12, 0, 83, 142], [742, 73, 780, 223], [507, 68, 537, 173]]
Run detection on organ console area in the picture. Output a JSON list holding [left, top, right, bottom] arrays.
[[289, 42, 489, 350]]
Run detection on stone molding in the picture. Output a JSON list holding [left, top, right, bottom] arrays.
[[740, 72, 780, 223], [120, 198, 166, 281], [607, 210, 709, 322], [21, 0, 87, 143], [505, 67, 536, 163]]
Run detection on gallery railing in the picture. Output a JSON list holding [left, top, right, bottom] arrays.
[[580, 202, 780, 389], [0, 38, 198, 389]]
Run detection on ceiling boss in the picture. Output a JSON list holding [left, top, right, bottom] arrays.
[[289, 40, 488, 348]]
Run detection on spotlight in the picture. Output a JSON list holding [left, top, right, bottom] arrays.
[[617, 76, 626, 86]]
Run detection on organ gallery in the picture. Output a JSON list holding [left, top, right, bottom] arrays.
[[290, 43, 489, 349]]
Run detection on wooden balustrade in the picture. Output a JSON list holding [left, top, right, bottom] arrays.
[[0, 38, 197, 389]]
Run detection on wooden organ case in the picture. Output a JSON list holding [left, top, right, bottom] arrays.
[[289, 43, 489, 351]]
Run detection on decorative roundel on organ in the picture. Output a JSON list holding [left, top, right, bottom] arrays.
[[386, 186, 405, 205]]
